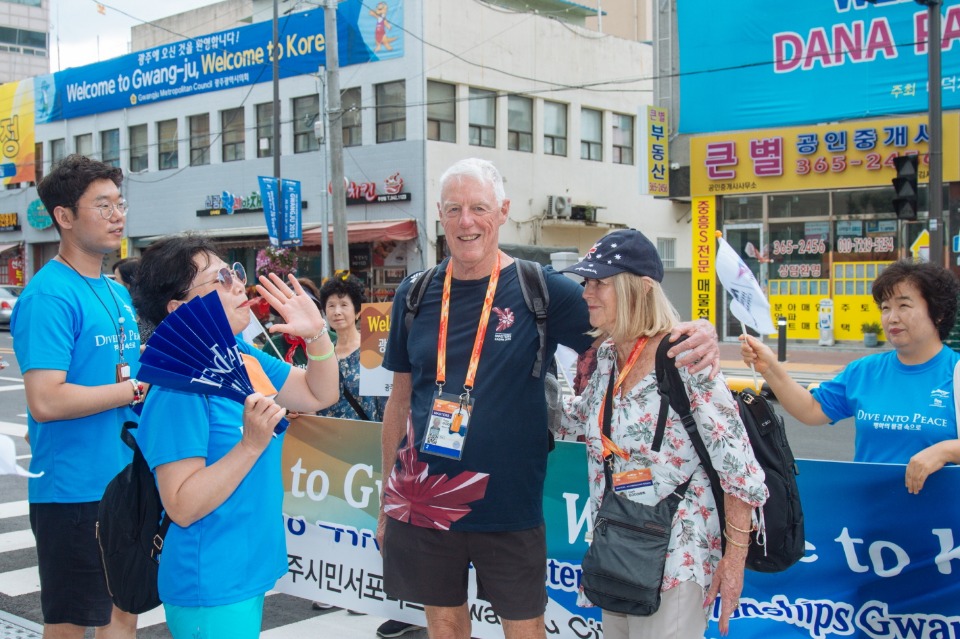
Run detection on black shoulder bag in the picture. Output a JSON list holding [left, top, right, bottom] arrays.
[[580, 369, 690, 616]]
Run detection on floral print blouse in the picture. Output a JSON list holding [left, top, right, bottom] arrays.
[[559, 338, 768, 606], [317, 349, 385, 422]]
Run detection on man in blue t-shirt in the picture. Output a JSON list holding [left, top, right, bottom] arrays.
[[12, 155, 141, 638], [378, 158, 720, 639]]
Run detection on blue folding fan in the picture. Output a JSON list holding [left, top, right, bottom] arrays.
[[139, 292, 289, 434]]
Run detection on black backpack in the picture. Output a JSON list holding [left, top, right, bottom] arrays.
[[405, 257, 551, 378], [96, 421, 171, 614], [404, 258, 561, 447], [654, 336, 805, 573]]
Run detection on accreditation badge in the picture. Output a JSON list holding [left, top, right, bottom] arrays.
[[421, 391, 474, 460], [115, 363, 131, 383], [612, 468, 654, 499]]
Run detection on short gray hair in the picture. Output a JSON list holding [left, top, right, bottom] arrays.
[[438, 158, 506, 206]]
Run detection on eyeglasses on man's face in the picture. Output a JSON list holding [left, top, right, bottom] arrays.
[[74, 200, 129, 220], [186, 262, 247, 293], [439, 203, 498, 219]]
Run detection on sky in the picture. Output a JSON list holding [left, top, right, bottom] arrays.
[[49, 0, 235, 71]]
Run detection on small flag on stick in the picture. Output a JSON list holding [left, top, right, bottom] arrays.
[[715, 231, 776, 335], [97, 3, 106, 15]]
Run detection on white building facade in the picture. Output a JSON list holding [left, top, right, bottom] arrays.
[[1, 0, 690, 305]]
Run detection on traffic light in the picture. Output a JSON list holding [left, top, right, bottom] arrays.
[[892, 155, 918, 221]]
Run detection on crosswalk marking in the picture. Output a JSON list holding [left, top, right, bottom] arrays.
[[0, 530, 34, 554], [0, 567, 39, 597], [0, 500, 27, 519], [136, 605, 166, 629], [0, 421, 25, 438], [261, 610, 388, 639], [0, 385, 24, 393]]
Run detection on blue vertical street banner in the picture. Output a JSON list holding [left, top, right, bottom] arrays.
[[280, 178, 302, 247], [33, 0, 404, 123], [258, 176, 280, 247], [277, 416, 960, 638], [677, 0, 960, 132]]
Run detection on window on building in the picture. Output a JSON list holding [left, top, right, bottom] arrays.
[[50, 138, 64, 168], [342, 87, 362, 147], [657, 238, 676, 268], [74, 133, 92, 158], [157, 119, 178, 170], [468, 88, 496, 148], [612, 113, 634, 165], [292, 95, 319, 153], [189, 114, 210, 166], [768, 192, 830, 219], [221, 107, 245, 162], [581, 108, 602, 161], [129, 125, 147, 172], [543, 101, 567, 157], [33, 141, 42, 183], [427, 81, 455, 143], [256, 103, 273, 158], [101, 129, 120, 168], [375, 81, 405, 143], [507, 96, 532, 152], [0, 26, 46, 52]]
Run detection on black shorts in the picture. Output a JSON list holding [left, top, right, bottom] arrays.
[[382, 517, 547, 621], [29, 502, 114, 627]]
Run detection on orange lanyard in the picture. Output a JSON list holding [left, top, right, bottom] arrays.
[[599, 336, 648, 460], [436, 253, 502, 394]]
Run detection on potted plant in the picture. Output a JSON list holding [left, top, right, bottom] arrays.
[[861, 321, 882, 347]]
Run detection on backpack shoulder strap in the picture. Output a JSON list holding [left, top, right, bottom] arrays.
[[122, 421, 171, 561], [514, 259, 549, 379], [655, 335, 727, 525], [404, 264, 441, 332]]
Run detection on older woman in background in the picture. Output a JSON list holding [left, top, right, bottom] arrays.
[[558, 229, 767, 639]]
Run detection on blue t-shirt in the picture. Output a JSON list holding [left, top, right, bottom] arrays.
[[382, 261, 593, 532], [12, 260, 140, 503], [136, 339, 290, 607], [812, 345, 960, 464]]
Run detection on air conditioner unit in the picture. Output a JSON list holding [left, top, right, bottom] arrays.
[[547, 195, 571, 219]]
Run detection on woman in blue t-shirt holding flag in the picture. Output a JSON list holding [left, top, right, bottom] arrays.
[[741, 259, 960, 494]]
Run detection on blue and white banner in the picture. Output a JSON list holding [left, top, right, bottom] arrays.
[[677, 0, 960, 132], [280, 178, 302, 248], [277, 417, 960, 638], [34, 0, 404, 123], [258, 176, 280, 247]]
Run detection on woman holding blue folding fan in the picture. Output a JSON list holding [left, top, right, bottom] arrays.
[[130, 235, 339, 639]]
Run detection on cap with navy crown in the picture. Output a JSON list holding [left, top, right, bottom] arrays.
[[561, 229, 664, 282]]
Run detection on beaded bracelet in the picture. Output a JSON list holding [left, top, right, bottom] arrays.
[[307, 348, 336, 362], [128, 378, 145, 406], [304, 320, 328, 344], [723, 530, 750, 549]]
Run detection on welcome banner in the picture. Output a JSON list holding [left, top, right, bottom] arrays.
[[34, 0, 404, 123], [277, 417, 960, 638]]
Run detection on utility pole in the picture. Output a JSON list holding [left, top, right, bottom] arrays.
[[272, 0, 281, 179], [923, 0, 944, 265], [317, 67, 331, 281], [324, 0, 348, 271]]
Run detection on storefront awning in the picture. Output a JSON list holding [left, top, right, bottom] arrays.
[[0, 242, 21, 255], [301, 219, 418, 246]]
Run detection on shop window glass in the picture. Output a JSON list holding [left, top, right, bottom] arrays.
[[721, 195, 762, 221], [189, 114, 210, 166], [508, 95, 532, 152], [834, 218, 898, 262], [468, 88, 496, 148], [833, 186, 929, 216], [427, 81, 456, 143], [293, 95, 320, 153], [342, 87, 362, 147], [768, 192, 829, 218]]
